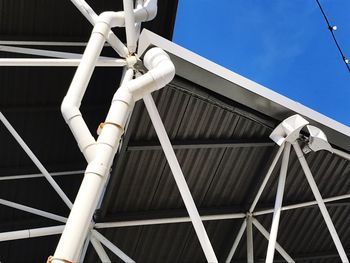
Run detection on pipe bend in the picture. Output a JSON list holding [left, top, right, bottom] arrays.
[[127, 47, 175, 101], [98, 11, 125, 27], [61, 97, 81, 122]]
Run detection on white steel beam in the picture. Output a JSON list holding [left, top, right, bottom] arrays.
[[95, 213, 246, 229], [252, 218, 295, 263], [293, 142, 349, 263], [254, 193, 350, 216], [0, 112, 72, 209], [0, 41, 90, 46], [266, 143, 291, 263], [249, 144, 285, 213], [246, 215, 254, 263], [225, 219, 247, 263], [0, 58, 126, 67], [91, 230, 135, 263], [0, 225, 64, 242], [333, 148, 350, 162], [0, 199, 66, 223], [78, 234, 91, 263], [143, 93, 218, 263], [0, 170, 84, 181], [90, 236, 112, 263]]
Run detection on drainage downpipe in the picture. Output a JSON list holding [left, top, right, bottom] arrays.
[[52, 47, 174, 262], [61, 22, 111, 162]]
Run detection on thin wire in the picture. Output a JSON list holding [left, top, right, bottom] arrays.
[[315, 0, 350, 72]]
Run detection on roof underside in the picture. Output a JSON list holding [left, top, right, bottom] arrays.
[[0, 1, 350, 262]]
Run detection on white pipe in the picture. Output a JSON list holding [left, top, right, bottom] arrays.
[[91, 230, 135, 263], [54, 44, 174, 262], [95, 213, 246, 229], [333, 148, 350, 162], [90, 236, 112, 263], [247, 216, 254, 263], [0, 199, 67, 223], [225, 219, 247, 263], [254, 193, 350, 216], [0, 225, 64, 242], [123, 0, 137, 53], [0, 170, 84, 181], [0, 58, 126, 67], [143, 94, 218, 263], [0, 112, 72, 209], [249, 144, 284, 213], [69, 0, 128, 57], [266, 143, 291, 263], [293, 142, 349, 263], [252, 218, 295, 263]]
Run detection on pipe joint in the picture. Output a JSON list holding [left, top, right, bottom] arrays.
[[61, 98, 81, 122], [98, 11, 125, 28], [85, 160, 109, 178], [92, 21, 110, 38]]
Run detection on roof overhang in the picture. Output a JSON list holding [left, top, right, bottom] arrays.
[[138, 29, 350, 151]]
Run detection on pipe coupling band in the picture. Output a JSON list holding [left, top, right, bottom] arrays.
[[86, 160, 109, 177], [47, 256, 73, 263], [92, 22, 110, 38]]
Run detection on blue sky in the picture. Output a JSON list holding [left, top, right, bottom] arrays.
[[173, 0, 350, 126]]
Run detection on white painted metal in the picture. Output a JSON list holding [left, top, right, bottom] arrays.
[[69, 0, 128, 57], [123, 0, 137, 53], [252, 218, 295, 263], [0, 225, 64, 242], [78, 234, 91, 263], [143, 94, 218, 263], [293, 142, 349, 263], [95, 213, 246, 229], [225, 219, 247, 263], [0, 199, 66, 223], [0, 45, 85, 59], [90, 236, 112, 263], [246, 215, 254, 263], [91, 230, 135, 263], [0, 41, 89, 46], [249, 144, 285, 213], [0, 58, 126, 67], [254, 193, 350, 216], [266, 143, 291, 263], [0, 170, 84, 181], [333, 148, 350, 161], [0, 112, 73, 209]]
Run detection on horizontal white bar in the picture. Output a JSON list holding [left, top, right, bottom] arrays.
[[0, 170, 84, 181], [0, 225, 64, 242], [0, 58, 126, 67], [0, 198, 67, 223], [95, 213, 246, 229], [0, 41, 90, 46], [253, 193, 350, 216]]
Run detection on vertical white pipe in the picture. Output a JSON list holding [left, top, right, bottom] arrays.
[[123, 0, 137, 53], [293, 142, 349, 263], [143, 94, 218, 263], [91, 230, 135, 263], [225, 219, 247, 263], [249, 144, 285, 213], [0, 199, 66, 223], [246, 216, 254, 263], [266, 143, 291, 263], [0, 112, 73, 209], [252, 218, 295, 263], [91, 236, 112, 263]]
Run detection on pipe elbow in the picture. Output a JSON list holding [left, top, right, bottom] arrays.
[[144, 47, 175, 89], [98, 11, 125, 28], [127, 47, 175, 101], [61, 97, 81, 122]]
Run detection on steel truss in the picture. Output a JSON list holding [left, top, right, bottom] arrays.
[[0, 0, 349, 262]]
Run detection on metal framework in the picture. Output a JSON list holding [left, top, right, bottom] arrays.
[[0, 1, 349, 262]]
